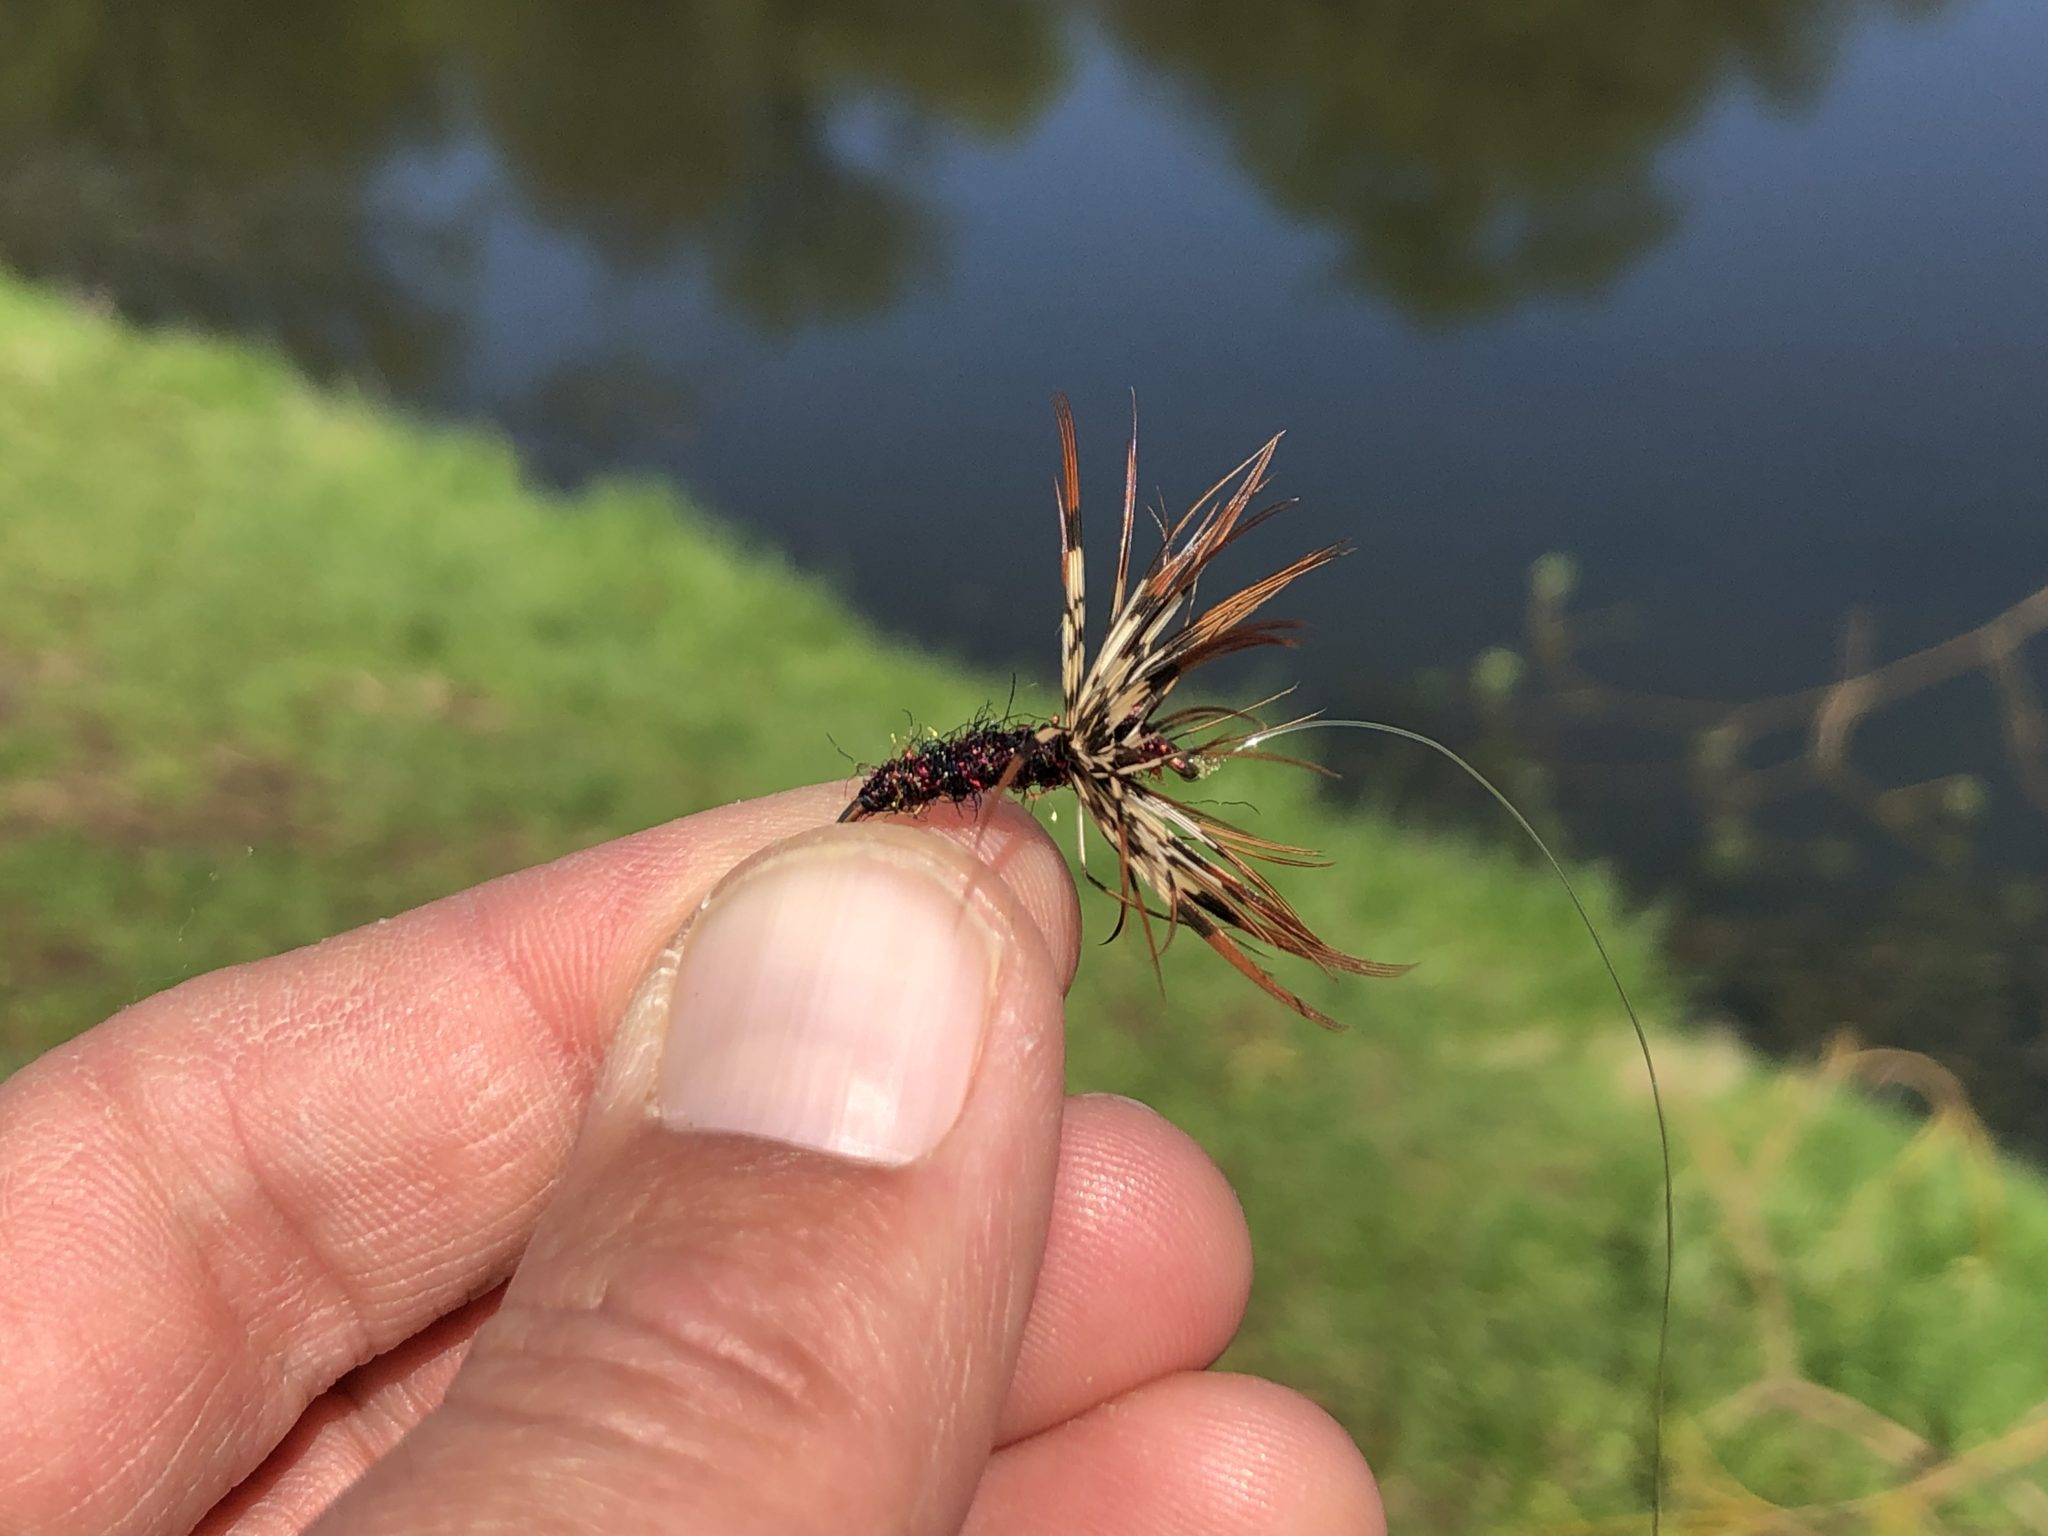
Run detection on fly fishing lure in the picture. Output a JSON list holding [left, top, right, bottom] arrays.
[[842, 394, 1674, 1532], [841, 392, 1409, 1028]]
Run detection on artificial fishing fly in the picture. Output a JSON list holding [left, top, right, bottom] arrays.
[[842, 394, 1674, 1533], [840, 392, 1410, 1028]]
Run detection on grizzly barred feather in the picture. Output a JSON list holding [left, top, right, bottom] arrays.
[[844, 394, 1407, 1028]]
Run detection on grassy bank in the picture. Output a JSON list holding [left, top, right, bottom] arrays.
[[4, 276, 2046, 1531]]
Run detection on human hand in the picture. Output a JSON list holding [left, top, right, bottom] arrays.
[[0, 783, 1382, 1534]]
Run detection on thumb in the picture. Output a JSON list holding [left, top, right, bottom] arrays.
[[320, 813, 1076, 1535]]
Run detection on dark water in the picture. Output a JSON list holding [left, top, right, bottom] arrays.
[[5, 1, 2046, 1132]]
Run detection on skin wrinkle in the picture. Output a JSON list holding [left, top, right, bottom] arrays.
[[440, 1320, 883, 1529], [142, 1021, 380, 1394], [432, 1388, 716, 1480], [134, 1210, 273, 1523], [590, 1254, 849, 1426], [605, 1245, 875, 1431], [9, 801, 596, 1528], [7, 786, 1383, 1534], [479, 1323, 774, 1464], [225, 1401, 364, 1534], [341, 1052, 560, 1314], [450, 885, 607, 1091], [45, 1316, 215, 1536], [141, 1366, 244, 1525], [216, 1061, 379, 1387], [204, 1300, 494, 1536], [482, 1149, 934, 1496], [296, 897, 596, 1321], [369, 1158, 547, 1318], [61, 1325, 173, 1533], [8, 857, 639, 1536], [57, 1096, 1309, 1535], [504, 810, 773, 1052], [324, 1368, 403, 1455], [62, 1049, 293, 1536], [1, 1142, 115, 1524]]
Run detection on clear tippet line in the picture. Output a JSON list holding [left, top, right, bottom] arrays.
[[1240, 714, 1673, 1536]]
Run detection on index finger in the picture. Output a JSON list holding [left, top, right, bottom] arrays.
[[0, 782, 1080, 1536]]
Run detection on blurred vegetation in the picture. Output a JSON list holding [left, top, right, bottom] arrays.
[[1447, 554, 2048, 1168], [6, 277, 2048, 1529]]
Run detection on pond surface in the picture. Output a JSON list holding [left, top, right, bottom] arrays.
[[5, 0, 2046, 1135]]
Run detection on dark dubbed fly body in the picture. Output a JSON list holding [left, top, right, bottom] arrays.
[[839, 718, 1207, 822], [839, 724, 1071, 820]]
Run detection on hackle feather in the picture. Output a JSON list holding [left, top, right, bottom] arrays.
[[844, 393, 1407, 1028], [1047, 393, 1407, 1028]]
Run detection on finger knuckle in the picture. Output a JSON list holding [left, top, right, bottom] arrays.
[[477, 1259, 875, 1466]]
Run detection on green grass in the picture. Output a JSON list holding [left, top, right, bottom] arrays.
[[5, 274, 2047, 1531]]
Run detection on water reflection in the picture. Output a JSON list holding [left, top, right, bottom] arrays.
[[1097, 0, 1950, 315], [452, 2, 1063, 327], [0, 0, 1952, 357], [0, 0, 1066, 390]]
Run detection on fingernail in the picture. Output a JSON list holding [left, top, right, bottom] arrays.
[[658, 836, 1001, 1165]]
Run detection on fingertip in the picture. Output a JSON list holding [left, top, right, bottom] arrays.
[[1065, 1093, 1253, 1308], [970, 1371, 1384, 1536], [1198, 1375, 1385, 1536], [998, 1093, 1253, 1443]]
